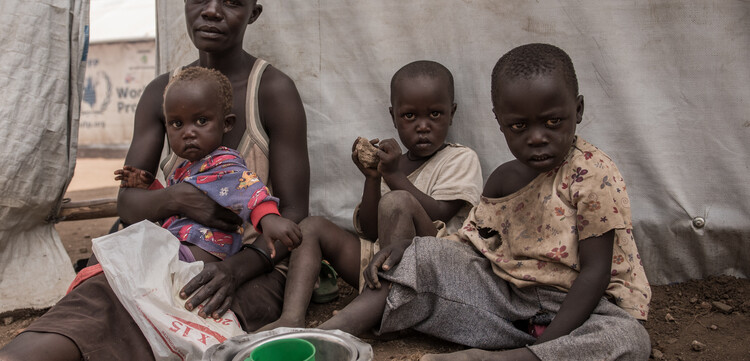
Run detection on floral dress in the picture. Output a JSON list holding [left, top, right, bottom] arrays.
[[456, 137, 651, 320]]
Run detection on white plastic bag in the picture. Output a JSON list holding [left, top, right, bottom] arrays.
[[92, 221, 245, 361]]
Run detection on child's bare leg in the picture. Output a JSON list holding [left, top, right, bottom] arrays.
[[317, 191, 435, 336], [258, 216, 361, 331], [187, 244, 222, 263], [420, 348, 540, 361], [0, 332, 82, 361], [318, 281, 390, 336], [378, 190, 436, 249]]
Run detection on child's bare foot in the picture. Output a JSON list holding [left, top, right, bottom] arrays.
[[420, 348, 540, 361], [319, 284, 390, 336], [255, 316, 305, 332]]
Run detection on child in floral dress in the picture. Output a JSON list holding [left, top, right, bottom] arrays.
[[320, 43, 651, 361]]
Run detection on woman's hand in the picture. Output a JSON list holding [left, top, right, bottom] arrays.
[[179, 261, 238, 319], [171, 182, 243, 232]]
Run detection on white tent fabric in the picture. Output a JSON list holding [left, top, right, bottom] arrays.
[[89, 0, 155, 43], [0, 1, 89, 313], [156, 0, 749, 285]]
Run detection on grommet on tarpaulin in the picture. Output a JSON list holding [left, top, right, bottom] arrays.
[[692, 217, 706, 228]]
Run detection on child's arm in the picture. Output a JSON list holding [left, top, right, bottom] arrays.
[[362, 235, 413, 289], [533, 230, 615, 344], [114, 165, 155, 189], [257, 214, 302, 258], [180, 156, 301, 259], [378, 139, 465, 221], [352, 138, 384, 240]]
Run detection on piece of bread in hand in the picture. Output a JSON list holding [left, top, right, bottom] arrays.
[[355, 137, 379, 169]]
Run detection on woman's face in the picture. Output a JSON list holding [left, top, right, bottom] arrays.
[[184, 0, 262, 53]]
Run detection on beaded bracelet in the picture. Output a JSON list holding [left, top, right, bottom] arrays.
[[240, 243, 274, 273]]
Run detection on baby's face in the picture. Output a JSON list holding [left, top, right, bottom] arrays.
[[164, 80, 230, 162], [390, 75, 456, 159], [493, 71, 583, 173]]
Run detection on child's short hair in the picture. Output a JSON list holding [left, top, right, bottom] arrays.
[[491, 43, 578, 100], [164, 67, 233, 116], [391, 60, 455, 103]]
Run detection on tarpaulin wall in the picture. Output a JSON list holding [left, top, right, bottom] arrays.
[[156, 0, 749, 285], [79, 0, 157, 148], [79, 40, 156, 147], [0, 1, 88, 312]]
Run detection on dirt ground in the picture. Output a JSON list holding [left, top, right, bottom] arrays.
[[1, 161, 748, 360]]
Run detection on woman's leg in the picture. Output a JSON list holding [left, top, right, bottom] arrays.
[[0, 332, 81, 361], [230, 263, 286, 332], [0, 273, 155, 361]]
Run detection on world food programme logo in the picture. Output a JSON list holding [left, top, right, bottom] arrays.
[[82, 71, 111, 114]]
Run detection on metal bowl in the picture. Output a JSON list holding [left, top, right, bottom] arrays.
[[203, 328, 373, 361]]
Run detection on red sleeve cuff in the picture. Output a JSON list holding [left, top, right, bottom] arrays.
[[147, 180, 165, 190], [250, 201, 281, 232]]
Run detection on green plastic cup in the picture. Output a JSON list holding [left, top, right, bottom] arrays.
[[246, 338, 316, 361]]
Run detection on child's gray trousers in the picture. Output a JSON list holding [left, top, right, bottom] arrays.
[[377, 237, 651, 361]]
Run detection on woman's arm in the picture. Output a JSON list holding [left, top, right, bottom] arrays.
[[259, 65, 310, 226], [116, 74, 170, 223]]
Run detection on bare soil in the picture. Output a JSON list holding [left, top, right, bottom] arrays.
[[1, 185, 748, 360]]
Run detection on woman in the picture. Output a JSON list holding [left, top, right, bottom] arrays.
[[0, 1, 309, 360]]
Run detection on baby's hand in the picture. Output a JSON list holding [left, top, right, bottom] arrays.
[[258, 214, 302, 258], [351, 137, 381, 178], [114, 165, 155, 189]]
